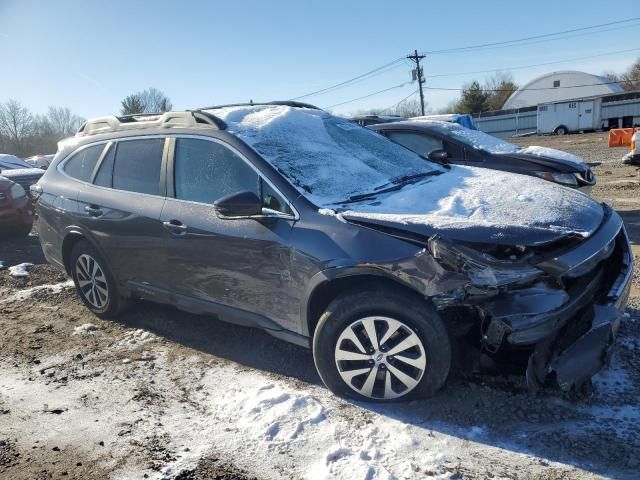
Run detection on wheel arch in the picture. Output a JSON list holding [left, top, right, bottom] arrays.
[[61, 228, 111, 278], [302, 268, 428, 338]]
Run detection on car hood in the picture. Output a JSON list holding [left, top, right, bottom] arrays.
[[495, 146, 587, 173], [335, 165, 603, 246]]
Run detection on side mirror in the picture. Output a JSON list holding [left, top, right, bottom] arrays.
[[428, 149, 448, 162], [214, 191, 262, 218]]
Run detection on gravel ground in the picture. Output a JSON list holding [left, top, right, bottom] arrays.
[[0, 132, 638, 479]]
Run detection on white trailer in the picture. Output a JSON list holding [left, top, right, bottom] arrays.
[[537, 98, 604, 135]]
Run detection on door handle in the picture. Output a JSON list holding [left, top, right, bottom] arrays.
[[85, 205, 103, 217], [162, 220, 188, 236]]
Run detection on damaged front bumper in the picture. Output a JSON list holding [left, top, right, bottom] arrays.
[[480, 208, 633, 392]]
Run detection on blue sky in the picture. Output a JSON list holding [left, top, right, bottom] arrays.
[[0, 0, 638, 118]]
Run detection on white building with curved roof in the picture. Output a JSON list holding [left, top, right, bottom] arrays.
[[503, 70, 624, 110]]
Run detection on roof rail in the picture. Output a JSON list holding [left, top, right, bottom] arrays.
[[76, 111, 227, 136], [198, 100, 322, 111]]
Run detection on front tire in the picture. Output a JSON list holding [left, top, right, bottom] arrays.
[[313, 289, 451, 402], [70, 240, 127, 318]]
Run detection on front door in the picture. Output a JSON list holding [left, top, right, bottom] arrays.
[[160, 136, 297, 331]]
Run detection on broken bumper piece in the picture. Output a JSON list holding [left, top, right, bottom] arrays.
[[524, 222, 633, 392], [477, 209, 633, 392]]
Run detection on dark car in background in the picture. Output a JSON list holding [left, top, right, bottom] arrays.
[[33, 103, 631, 401], [0, 154, 45, 197], [370, 120, 596, 193], [0, 176, 34, 237]]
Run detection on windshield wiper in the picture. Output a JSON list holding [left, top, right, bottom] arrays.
[[340, 171, 442, 205]]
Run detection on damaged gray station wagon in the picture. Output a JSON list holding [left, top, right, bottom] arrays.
[[32, 102, 633, 402]]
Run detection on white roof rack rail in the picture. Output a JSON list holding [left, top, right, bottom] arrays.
[[76, 111, 225, 136]]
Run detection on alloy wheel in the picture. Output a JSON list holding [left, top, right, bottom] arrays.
[[75, 254, 109, 309], [334, 316, 426, 400]]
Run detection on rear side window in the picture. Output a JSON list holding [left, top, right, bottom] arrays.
[[112, 139, 164, 195], [174, 138, 258, 204], [63, 144, 105, 182]]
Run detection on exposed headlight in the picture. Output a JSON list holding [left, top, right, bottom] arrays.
[[532, 171, 578, 187], [428, 238, 542, 288], [9, 183, 26, 199]]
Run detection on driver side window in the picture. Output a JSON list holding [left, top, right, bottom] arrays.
[[174, 138, 259, 205], [174, 138, 292, 215]]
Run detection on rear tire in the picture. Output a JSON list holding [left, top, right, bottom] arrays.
[[69, 240, 128, 318], [555, 126, 568, 135], [312, 289, 451, 402]]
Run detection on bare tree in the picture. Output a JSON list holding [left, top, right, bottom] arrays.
[[618, 58, 640, 91], [139, 87, 173, 113], [0, 99, 34, 155], [120, 88, 173, 115], [483, 71, 518, 111], [46, 106, 84, 137]]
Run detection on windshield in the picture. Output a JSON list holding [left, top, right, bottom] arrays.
[[437, 123, 521, 154], [208, 105, 444, 204]]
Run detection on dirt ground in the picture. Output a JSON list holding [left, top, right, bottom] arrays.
[[0, 132, 639, 480]]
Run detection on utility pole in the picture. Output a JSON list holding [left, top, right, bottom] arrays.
[[407, 49, 426, 115]]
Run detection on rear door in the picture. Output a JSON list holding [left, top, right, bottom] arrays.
[[76, 137, 169, 294], [160, 136, 297, 331], [578, 100, 594, 130]]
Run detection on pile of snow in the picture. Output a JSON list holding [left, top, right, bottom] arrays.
[[520, 145, 584, 164], [207, 105, 444, 204], [8, 263, 33, 278], [72, 323, 98, 335], [0, 280, 74, 305]]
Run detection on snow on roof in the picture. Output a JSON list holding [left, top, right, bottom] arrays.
[[207, 105, 443, 204], [422, 121, 522, 154], [0, 154, 30, 169]]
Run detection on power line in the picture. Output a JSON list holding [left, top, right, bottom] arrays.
[[324, 82, 413, 109], [291, 57, 406, 100], [428, 47, 640, 78], [382, 89, 419, 113], [423, 81, 626, 92], [425, 17, 640, 55]]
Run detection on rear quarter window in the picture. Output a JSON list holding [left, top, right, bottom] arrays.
[[63, 144, 105, 182]]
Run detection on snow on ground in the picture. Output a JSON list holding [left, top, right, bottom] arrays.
[[0, 337, 608, 480], [8, 262, 33, 277], [0, 279, 74, 305]]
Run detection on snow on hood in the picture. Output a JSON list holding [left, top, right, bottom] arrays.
[[339, 165, 603, 245], [520, 145, 584, 164]]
